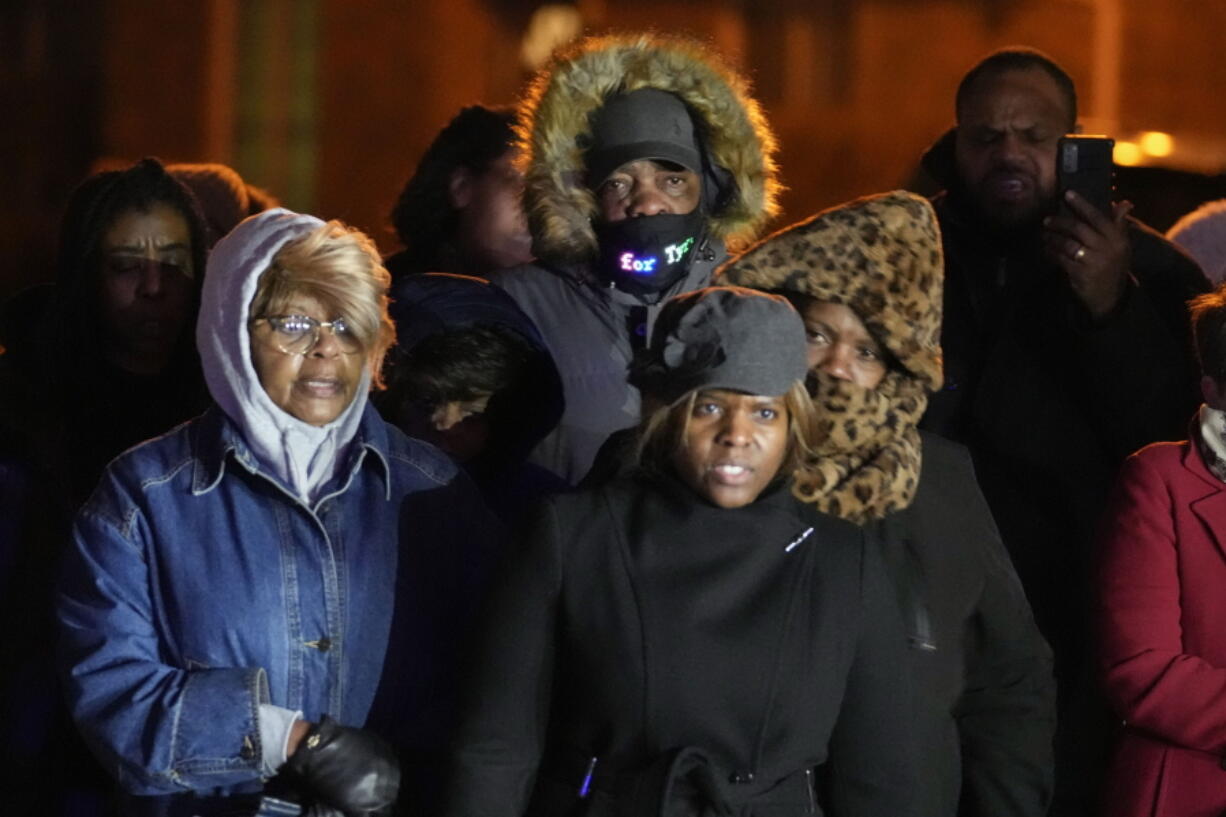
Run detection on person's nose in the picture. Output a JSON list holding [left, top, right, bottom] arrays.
[[819, 344, 856, 383], [993, 133, 1029, 167], [626, 184, 670, 218], [136, 260, 165, 299], [309, 323, 343, 358], [715, 409, 753, 447]]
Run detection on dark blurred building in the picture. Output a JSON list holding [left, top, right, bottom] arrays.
[[5, 0, 1226, 299]]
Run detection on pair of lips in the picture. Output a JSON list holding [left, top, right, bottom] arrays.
[[984, 169, 1035, 202], [130, 319, 176, 338], [295, 377, 345, 397], [708, 462, 754, 484]]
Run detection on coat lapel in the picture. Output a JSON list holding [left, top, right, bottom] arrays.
[[1183, 442, 1226, 561]]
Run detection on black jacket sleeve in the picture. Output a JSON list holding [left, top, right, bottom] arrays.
[[445, 499, 563, 817], [824, 528, 918, 817], [1073, 222, 1209, 457], [946, 445, 1056, 817]]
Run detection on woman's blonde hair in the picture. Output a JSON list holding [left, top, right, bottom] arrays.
[[634, 381, 820, 493], [250, 221, 396, 388]]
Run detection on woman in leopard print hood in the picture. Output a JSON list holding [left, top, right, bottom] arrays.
[[720, 190, 1057, 817], [720, 190, 942, 522]]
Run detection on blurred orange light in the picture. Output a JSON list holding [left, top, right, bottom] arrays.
[[521, 5, 582, 71], [1114, 141, 1143, 166], [1139, 131, 1174, 157]]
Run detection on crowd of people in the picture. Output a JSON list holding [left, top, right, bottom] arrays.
[[2, 32, 1224, 817]]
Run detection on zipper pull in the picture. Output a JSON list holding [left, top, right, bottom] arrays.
[[785, 527, 814, 553], [578, 756, 598, 798]]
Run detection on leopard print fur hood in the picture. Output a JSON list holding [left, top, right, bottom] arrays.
[[515, 33, 780, 265], [718, 190, 944, 522]]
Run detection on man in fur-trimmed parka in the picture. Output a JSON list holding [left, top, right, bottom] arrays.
[[493, 34, 780, 484]]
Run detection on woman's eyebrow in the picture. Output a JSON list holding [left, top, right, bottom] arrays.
[[107, 241, 190, 254]]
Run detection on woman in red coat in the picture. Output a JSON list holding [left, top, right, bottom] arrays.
[[1098, 285, 1226, 817]]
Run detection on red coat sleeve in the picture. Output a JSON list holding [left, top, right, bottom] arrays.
[[1098, 446, 1226, 753]]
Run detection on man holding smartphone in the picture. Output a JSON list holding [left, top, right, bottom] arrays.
[[918, 47, 1209, 817]]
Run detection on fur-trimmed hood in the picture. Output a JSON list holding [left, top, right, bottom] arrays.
[[516, 33, 780, 264], [717, 190, 944, 392]]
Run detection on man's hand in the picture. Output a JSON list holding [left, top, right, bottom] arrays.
[[1042, 191, 1133, 320]]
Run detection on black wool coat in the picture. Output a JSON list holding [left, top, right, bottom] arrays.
[[881, 432, 1055, 817], [921, 193, 1208, 667], [446, 472, 916, 817], [919, 188, 1208, 814]]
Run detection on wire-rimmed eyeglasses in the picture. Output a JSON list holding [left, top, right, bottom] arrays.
[[251, 314, 363, 356]]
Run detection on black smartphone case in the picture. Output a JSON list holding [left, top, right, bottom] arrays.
[[1058, 135, 1115, 216]]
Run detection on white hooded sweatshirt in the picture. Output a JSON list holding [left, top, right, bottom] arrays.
[[197, 208, 371, 507], [198, 208, 378, 770]]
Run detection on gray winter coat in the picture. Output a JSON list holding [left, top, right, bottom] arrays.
[[494, 34, 780, 483], [495, 251, 722, 483]]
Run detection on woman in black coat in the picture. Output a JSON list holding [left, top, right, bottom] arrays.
[[447, 286, 915, 817], [721, 191, 1056, 817]]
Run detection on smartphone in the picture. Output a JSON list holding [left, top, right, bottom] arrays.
[[1057, 135, 1115, 217]]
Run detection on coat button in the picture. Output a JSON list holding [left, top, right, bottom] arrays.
[[305, 638, 332, 652], [240, 735, 256, 760], [729, 770, 755, 785]]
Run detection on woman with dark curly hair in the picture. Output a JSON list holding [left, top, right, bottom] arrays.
[[1, 157, 210, 507], [0, 156, 210, 817]]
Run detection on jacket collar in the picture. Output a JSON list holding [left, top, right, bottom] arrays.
[[190, 403, 393, 501], [1182, 426, 1226, 488], [1180, 435, 1226, 564]]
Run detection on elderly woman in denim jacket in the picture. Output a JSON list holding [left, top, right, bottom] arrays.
[[58, 209, 499, 816]]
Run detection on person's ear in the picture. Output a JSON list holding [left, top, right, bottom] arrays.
[[448, 167, 474, 210]]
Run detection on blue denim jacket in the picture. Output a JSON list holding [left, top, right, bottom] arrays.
[[58, 404, 499, 797]]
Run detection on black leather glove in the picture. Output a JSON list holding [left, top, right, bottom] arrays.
[[283, 716, 400, 815]]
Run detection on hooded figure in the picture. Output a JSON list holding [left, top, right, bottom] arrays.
[[719, 191, 942, 522], [381, 272, 568, 529], [57, 209, 499, 814], [196, 210, 374, 503], [1167, 199, 1226, 285], [0, 158, 212, 816], [494, 33, 780, 484], [0, 158, 210, 510], [720, 191, 1055, 817], [168, 162, 280, 248]]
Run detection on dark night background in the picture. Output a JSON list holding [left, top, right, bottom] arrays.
[[4, 0, 1225, 302]]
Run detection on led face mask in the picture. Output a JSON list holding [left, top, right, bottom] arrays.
[[595, 210, 706, 296]]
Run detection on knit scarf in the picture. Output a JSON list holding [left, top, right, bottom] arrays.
[[791, 370, 926, 525], [1196, 403, 1226, 483]]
